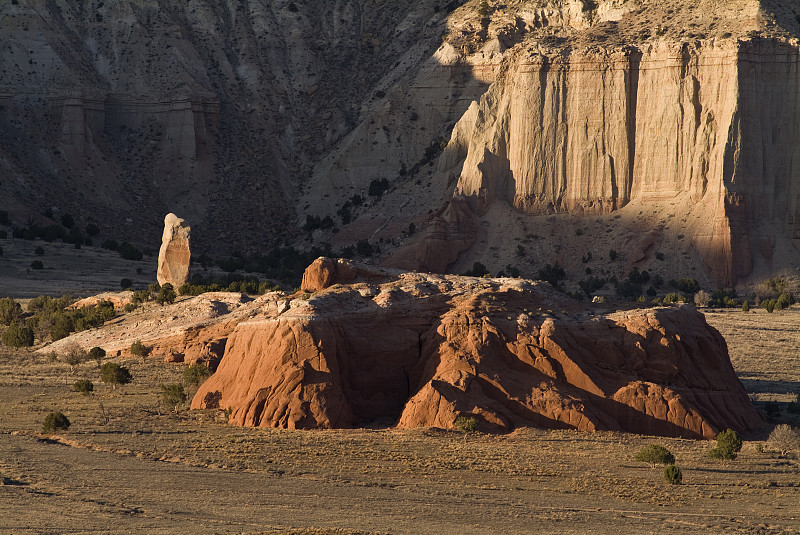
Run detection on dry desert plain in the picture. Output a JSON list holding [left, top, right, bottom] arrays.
[[0, 303, 798, 534]]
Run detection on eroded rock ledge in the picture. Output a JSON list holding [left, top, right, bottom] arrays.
[[193, 258, 764, 439]]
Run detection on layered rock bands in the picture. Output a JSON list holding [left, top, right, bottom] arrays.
[[193, 258, 764, 439]]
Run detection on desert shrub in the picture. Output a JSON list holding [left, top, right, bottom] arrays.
[[0, 297, 22, 326], [742, 300, 750, 312], [767, 424, 800, 456], [42, 411, 70, 433], [183, 363, 212, 386], [2, 322, 34, 347], [537, 263, 566, 287], [161, 383, 187, 411], [368, 178, 389, 197], [123, 303, 137, 313], [0, 245, 3, 255], [694, 290, 710, 307], [102, 239, 119, 251], [100, 362, 132, 387], [0, 210, 8, 225], [130, 340, 148, 357], [117, 242, 143, 261], [634, 444, 675, 467], [662, 292, 688, 304], [88, 346, 106, 364], [356, 240, 374, 257], [454, 415, 479, 433], [462, 262, 489, 277], [672, 277, 699, 294], [155, 283, 176, 305], [709, 288, 738, 308], [30, 260, 43, 270], [477, 0, 489, 16], [616, 281, 642, 300], [60, 213, 74, 228], [775, 293, 793, 310], [34, 246, 44, 256], [120, 278, 133, 290], [60, 344, 87, 368], [762, 299, 776, 313], [663, 464, 682, 485], [85, 223, 100, 236], [72, 379, 94, 395], [709, 429, 742, 460], [609, 249, 617, 261]]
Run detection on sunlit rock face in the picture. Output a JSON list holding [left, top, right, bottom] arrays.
[[193, 258, 765, 439]]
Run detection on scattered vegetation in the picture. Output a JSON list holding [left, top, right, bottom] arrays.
[[709, 429, 743, 460], [155, 283, 176, 305], [634, 444, 675, 467], [161, 383, 187, 412], [0, 297, 23, 325], [663, 464, 682, 485], [462, 262, 489, 277], [72, 379, 94, 395], [88, 346, 106, 365], [183, 363, 212, 386], [129, 340, 149, 357], [1, 322, 34, 347], [100, 362, 132, 388], [767, 424, 800, 456], [454, 415, 479, 433], [42, 411, 70, 433]]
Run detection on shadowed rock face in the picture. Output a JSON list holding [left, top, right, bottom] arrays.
[[157, 213, 191, 289], [193, 258, 764, 438]]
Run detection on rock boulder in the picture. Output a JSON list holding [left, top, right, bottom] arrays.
[[157, 213, 191, 289], [193, 259, 765, 439]]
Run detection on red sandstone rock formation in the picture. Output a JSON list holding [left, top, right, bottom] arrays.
[[193, 258, 764, 439]]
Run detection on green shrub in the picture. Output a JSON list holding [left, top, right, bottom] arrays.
[[742, 300, 750, 312], [130, 340, 148, 357], [72, 379, 94, 395], [120, 278, 133, 290], [34, 246, 44, 256], [42, 411, 70, 433], [100, 362, 132, 387], [776, 293, 793, 310], [454, 415, 479, 433], [2, 322, 34, 347], [0, 297, 22, 326], [117, 242, 142, 261], [161, 383, 187, 411], [30, 260, 43, 270], [634, 444, 675, 467], [123, 303, 137, 313], [609, 249, 618, 261], [155, 283, 176, 305], [763, 299, 776, 313], [183, 363, 212, 386], [477, 0, 489, 16], [88, 346, 106, 364], [709, 429, 743, 460], [462, 262, 489, 277], [663, 464, 682, 485]]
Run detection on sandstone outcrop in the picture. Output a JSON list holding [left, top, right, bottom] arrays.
[[157, 214, 191, 289], [193, 258, 764, 438]]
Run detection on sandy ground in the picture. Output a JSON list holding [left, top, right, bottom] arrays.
[[0, 308, 799, 534]]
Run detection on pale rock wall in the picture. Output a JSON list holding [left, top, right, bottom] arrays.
[[450, 37, 800, 285]]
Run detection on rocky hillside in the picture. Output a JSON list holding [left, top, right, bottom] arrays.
[[3, 0, 800, 288]]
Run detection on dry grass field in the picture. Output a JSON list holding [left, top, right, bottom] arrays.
[[0, 308, 798, 534]]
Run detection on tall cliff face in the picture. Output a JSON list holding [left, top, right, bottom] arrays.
[[0, 0, 453, 249], [3, 0, 800, 287]]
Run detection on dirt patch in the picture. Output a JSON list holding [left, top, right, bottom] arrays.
[[1, 307, 799, 533]]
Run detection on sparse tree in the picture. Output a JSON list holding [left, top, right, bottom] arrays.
[[100, 362, 132, 388], [161, 383, 187, 412], [768, 424, 800, 456], [709, 429, 743, 460]]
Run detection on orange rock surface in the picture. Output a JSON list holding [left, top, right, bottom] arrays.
[[193, 258, 764, 438]]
